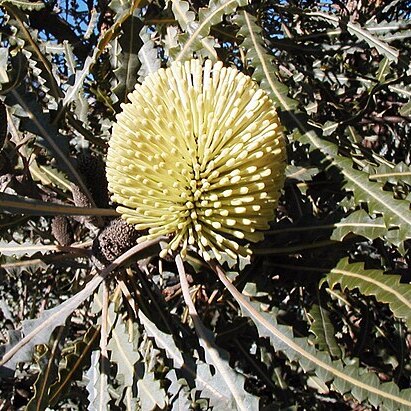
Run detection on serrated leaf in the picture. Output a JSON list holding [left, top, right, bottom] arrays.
[[86, 350, 111, 411], [399, 100, 411, 116], [136, 363, 167, 410], [196, 327, 259, 411], [112, 12, 143, 103], [167, 370, 192, 411], [334, 156, 411, 247], [62, 54, 93, 112], [324, 258, 411, 329], [0, 274, 103, 373], [0, 239, 163, 373], [26, 327, 65, 411], [48, 326, 100, 406], [370, 162, 411, 186], [277, 93, 411, 249], [92, 0, 144, 72], [171, 0, 196, 33], [138, 310, 184, 369], [235, 11, 298, 110], [330, 210, 386, 242], [138, 27, 161, 83], [4, 4, 61, 101], [376, 57, 391, 83], [30, 162, 72, 191], [309, 294, 342, 359], [107, 304, 140, 388], [212, 262, 411, 411], [172, 0, 247, 62], [307, 12, 399, 62], [177, 256, 259, 411], [0, 0, 45, 11]]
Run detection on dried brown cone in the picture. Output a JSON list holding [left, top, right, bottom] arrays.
[[51, 216, 74, 246], [71, 183, 103, 228], [0, 100, 7, 150], [77, 152, 110, 208], [92, 217, 140, 266]]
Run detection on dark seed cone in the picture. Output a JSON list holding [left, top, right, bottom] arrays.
[[0, 100, 7, 150], [51, 216, 74, 246], [92, 217, 140, 266], [77, 152, 110, 208], [71, 183, 102, 228]]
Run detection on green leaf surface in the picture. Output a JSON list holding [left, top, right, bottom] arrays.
[[4, 4, 62, 100], [177, 256, 260, 411], [212, 262, 411, 410], [48, 326, 100, 406], [0, 192, 118, 217], [138, 26, 161, 82], [309, 292, 342, 359], [86, 350, 110, 411], [112, 12, 143, 104], [369, 162, 411, 186], [0, 239, 164, 374], [136, 364, 167, 410], [172, 0, 247, 62], [105, 303, 139, 407], [235, 11, 298, 110], [307, 12, 399, 62], [26, 327, 65, 411], [0, 0, 45, 10], [324, 258, 411, 329]]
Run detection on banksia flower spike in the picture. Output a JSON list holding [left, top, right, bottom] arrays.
[[106, 59, 286, 261]]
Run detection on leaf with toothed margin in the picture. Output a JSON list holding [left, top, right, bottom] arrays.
[[85, 351, 110, 411], [213, 263, 411, 410], [26, 327, 66, 411], [138, 27, 161, 83], [48, 326, 100, 406], [171, 0, 248, 62], [322, 258, 411, 330], [0, 0, 45, 10], [112, 11, 143, 104], [234, 11, 297, 110], [4, 4, 62, 104], [235, 10, 411, 250]]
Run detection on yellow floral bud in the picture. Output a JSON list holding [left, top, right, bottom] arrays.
[[106, 59, 286, 261]]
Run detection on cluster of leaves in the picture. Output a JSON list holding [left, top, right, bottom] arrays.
[[0, 0, 411, 409]]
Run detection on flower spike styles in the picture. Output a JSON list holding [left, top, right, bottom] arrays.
[[106, 59, 286, 261]]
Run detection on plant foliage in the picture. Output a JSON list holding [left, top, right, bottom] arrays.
[[0, 0, 411, 410]]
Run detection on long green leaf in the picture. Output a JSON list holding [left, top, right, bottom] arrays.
[[177, 255, 259, 411], [0, 238, 164, 374], [0, 192, 118, 217], [307, 11, 399, 62], [173, 0, 247, 62], [4, 4, 62, 100], [26, 327, 66, 411], [211, 261, 411, 410], [324, 258, 411, 329], [235, 11, 297, 109], [0, 0, 45, 10], [238, 11, 411, 248], [309, 291, 342, 359], [268, 210, 386, 242], [112, 12, 143, 103], [86, 351, 110, 411], [48, 326, 100, 406]]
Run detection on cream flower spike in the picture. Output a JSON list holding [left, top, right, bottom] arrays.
[[106, 59, 286, 262]]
